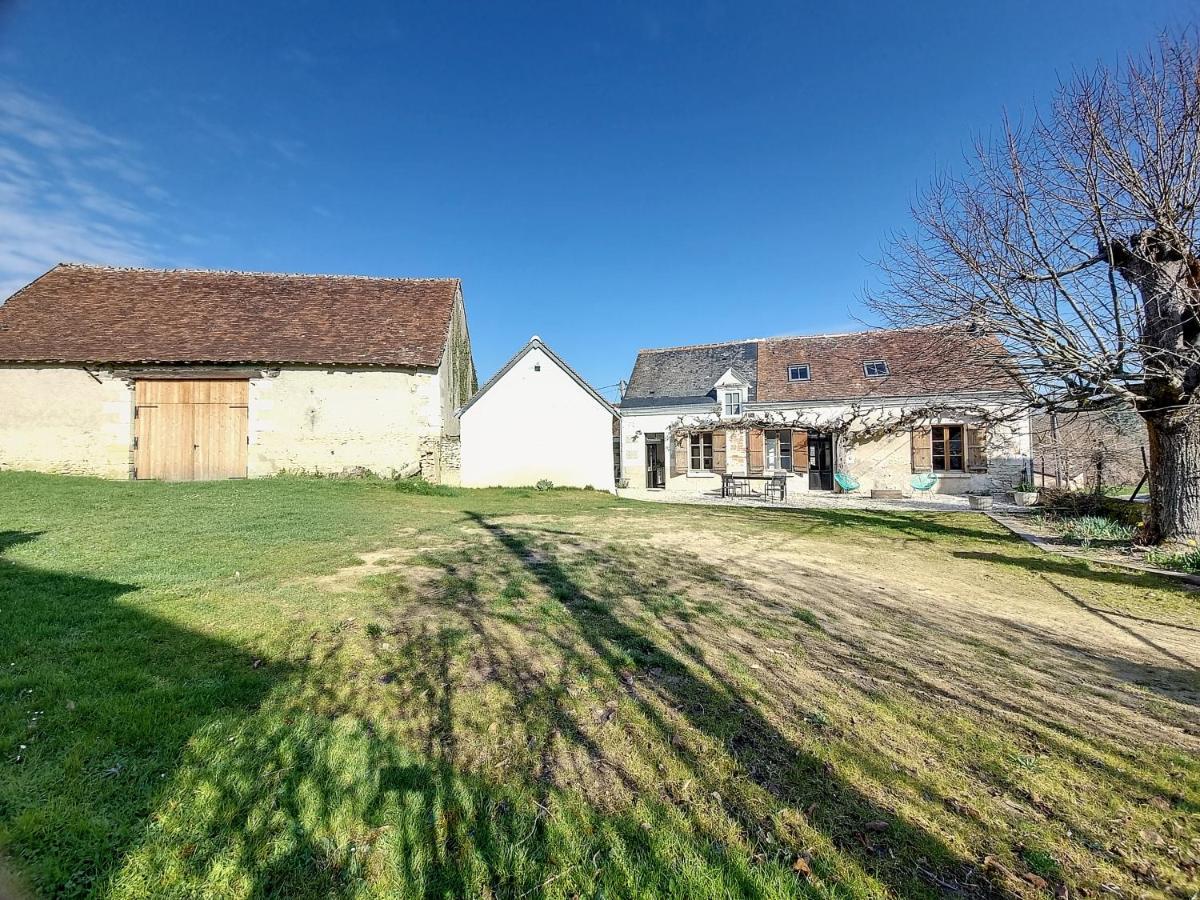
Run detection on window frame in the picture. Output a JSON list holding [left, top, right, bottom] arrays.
[[787, 364, 811, 382], [931, 424, 965, 473], [722, 390, 742, 416], [764, 429, 793, 472], [689, 431, 714, 472], [862, 360, 889, 377]]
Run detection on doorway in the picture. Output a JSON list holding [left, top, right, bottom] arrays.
[[134, 379, 249, 481], [807, 431, 834, 491], [644, 432, 666, 488]]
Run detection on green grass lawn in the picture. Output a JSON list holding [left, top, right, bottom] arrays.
[[1, 471, 1198, 898]]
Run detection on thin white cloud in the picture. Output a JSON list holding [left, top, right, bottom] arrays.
[[0, 82, 164, 300]]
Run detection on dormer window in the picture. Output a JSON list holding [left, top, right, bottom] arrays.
[[723, 390, 742, 416], [863, 360, 889, 377], [787, 364, 810, 382]]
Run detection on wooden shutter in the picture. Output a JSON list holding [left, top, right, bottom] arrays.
[[792, 429, 808, 471], [911, 427, 933, 472], [748, 428, 764, 474], [712, 429, 727, 474], [966, 425, 989, 473], [671, 431, 688, 477]]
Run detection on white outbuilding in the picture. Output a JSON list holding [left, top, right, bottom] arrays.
[[458, 336, 617, 491]]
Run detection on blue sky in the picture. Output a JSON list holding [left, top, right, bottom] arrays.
[[0, 1, 1192, 396]]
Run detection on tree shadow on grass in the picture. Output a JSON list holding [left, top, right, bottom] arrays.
[[704, 505, 1019, 546], [0, 531, 288, 897], [953, 548, 1192, 591], [955, 552, 1198, 671], [2, 525, 842, 898], [461, 512, 1002, 897], [108, 619, 811, 899]]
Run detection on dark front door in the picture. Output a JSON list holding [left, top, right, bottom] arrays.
[[645, 433, 666, 488], [808, 431, 834, 491]]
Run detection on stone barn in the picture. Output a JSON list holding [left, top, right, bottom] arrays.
[[0, 264, 476, 482]]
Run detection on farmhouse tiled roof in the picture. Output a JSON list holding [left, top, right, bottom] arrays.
[[621, 327, 1017, 408], [0, 264, 461, 367], [620, 340, 759, 409]]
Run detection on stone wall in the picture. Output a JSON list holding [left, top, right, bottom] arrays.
[[843, 416, 1029, 495], [419, 435, 461, 485], [437, 291, 476, 438], [619, 400, 1031, 496], [0, 367, 132, 478], [0, 365, 461, 481], [248, 367, 443, 478]]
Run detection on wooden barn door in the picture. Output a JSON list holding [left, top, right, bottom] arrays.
[[135, 380, 248, 481]]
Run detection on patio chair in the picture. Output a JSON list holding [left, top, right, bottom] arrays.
[[722, 474, 749, 498], [833, 471, 860, 493], [910, 473, 937, 498], [764, 474, 787, 502]]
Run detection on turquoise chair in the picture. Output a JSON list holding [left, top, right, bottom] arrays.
[[910, 473, 937, 498], [833, 471, 860, 493]]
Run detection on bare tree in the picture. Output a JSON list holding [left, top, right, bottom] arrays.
[[871, 33, 1200, 544]]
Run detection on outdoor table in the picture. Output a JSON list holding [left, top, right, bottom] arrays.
[[721, 473, 788, 501]]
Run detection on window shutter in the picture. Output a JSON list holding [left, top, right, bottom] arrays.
[[671, 432, 688, 477], [792, 429, 808, 471], [911, 427, 933, 472], [712, 429, 727, 474], [748, 428, 764, 474], [967, 425, 989, 472]]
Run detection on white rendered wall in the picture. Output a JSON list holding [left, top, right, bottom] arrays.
[[460, 346, 615, 490]]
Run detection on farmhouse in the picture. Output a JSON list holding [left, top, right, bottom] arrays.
[[459, 336, 617, 491], [0, 264, 475, 482], [617, 326, 1031, 496]]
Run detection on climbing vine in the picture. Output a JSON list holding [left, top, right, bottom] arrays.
[[666, 401, 1021, 448]]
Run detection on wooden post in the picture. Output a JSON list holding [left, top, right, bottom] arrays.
[[1049, 412, 1062, 488], [1127, 446, 1150, 503]]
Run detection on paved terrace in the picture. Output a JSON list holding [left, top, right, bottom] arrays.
[[617, 486, 1024, 513]]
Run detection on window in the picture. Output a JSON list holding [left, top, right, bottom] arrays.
[[863, 360, 889, 377], [723, 390, 742, 416], [931, 424, 965, 472], [690, 432, 713, 471], [787, 364, 810, 382], [764, 429, 793, 471]]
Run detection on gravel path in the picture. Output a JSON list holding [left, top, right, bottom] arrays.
[[616, 486, 1023, 514]]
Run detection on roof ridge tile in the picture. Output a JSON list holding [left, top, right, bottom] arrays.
[[54, 262, 459, 284]]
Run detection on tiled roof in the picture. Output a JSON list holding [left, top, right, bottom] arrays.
[[621, 327, 1017, 408], [0, 264, 461, 367], [755, 327, 1016, 402], [620, 341, 759, 409]]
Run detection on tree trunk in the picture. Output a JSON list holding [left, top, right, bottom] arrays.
[[1109, 230, 1200, 544], [1143, 408, 1200, 545]]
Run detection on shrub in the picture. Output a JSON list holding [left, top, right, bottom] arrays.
[[1053, 515, 1135, 544], [1145, 546, 1200, 574], [1037, 488, 1143, 529], [535, 479, 555, 491]]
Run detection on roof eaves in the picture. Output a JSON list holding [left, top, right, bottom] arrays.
[[457, 337, 616, 418]]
